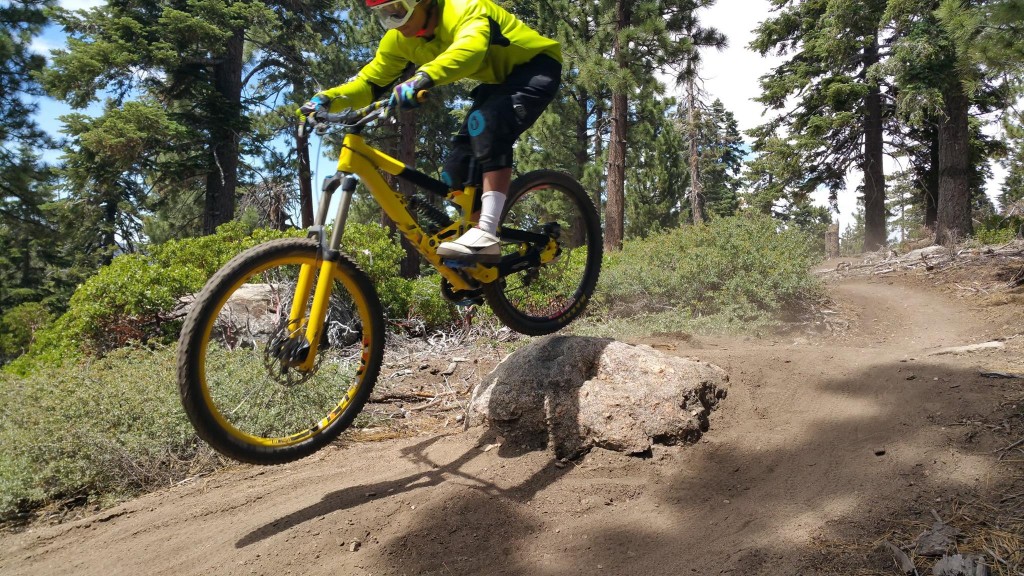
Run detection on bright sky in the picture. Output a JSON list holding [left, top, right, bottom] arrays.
[[704, 1, 861, 229], [695, 0, 1007, 232], [30, 0, 1007, 232]]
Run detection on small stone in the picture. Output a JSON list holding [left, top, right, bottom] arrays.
[[455, 413, 465, 423], [874, 449, 886, 456], [349, 541, 361, 552]]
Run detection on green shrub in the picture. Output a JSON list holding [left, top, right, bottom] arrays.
[[0, 302, 52, 364], [6, 223, 302, 374], [0, 346, 215, 520], [594, 213, 823, 327], [6, 219, 476, 374], [338, 223, 407, 316], [974, 215, 1024, 245], [404, 275, 458, 331]]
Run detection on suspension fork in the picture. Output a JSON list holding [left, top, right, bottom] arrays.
[[288, 172, 357, 371]]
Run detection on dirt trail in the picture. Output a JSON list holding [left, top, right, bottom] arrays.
[[2, 277, 1022, 575]]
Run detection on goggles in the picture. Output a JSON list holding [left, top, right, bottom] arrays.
[[369, 0, 419, 30]]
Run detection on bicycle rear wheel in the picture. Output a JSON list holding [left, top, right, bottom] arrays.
[[177, 238, 385, 465], [483, 170, 603, 335]]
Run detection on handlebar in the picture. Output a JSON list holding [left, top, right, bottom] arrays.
[[307, 89, 430, 132]]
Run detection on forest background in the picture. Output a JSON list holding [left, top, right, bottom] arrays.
[[2, 0, 1024, 522]]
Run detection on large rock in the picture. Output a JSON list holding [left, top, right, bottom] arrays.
[[467, 336, 728, 459]]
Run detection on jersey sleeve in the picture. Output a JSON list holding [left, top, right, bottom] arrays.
[[320, 33, 409, 110], [418, 2, 490, 85]]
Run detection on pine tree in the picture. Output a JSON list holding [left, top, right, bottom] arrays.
[[0, 0, 63, 311], [742, 131, 810, 216], [883, 0, 1014, 244], [511, 0, 613, 217], [751, 0, 892, 251], [58, 100, 190, 262], [700, 99, 744, 217], [43, 0, 344, 235], [1003, 138, 1024, 210], [669, 0, 726, 224], [624, 96, 690, 237]]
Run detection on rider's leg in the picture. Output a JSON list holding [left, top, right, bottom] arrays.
[[437, 54, 561, 262], [477, 168, 511, 234]]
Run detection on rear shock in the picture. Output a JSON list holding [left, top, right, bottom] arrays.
[[409, 193, 453, 233]]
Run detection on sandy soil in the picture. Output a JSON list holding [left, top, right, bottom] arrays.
[[2, 271, 1023, 576]]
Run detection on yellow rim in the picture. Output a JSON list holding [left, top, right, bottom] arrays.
[[196, 252, 376, 448]]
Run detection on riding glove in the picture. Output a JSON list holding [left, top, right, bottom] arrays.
[[390, 71, 433, 109], [298, 93, 331, 117]]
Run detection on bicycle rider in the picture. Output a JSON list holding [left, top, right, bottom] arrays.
[[299, 0, 562, 262]]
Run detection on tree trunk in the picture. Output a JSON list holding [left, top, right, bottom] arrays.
[[604, 0, 629, 252], [295, 81, 315, 229], [397, 106, 420, 279], [575, 88, 589, 182], [605, 91, 627, 251], [100, 197, 117, 265], [203, 27, 244, 234], [687, 76, 703, 225], [592, 101, 604, 212], [826, 221, 840, 259], [935, 84, 972, 245], [862, 39, 886, 251], [925, 128, 939, 229]]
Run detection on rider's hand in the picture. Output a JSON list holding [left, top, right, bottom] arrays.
[[297, 93, 331, 119], [389, 71, 433, 110]]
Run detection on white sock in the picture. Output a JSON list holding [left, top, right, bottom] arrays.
[[477, 190, 505, 235]]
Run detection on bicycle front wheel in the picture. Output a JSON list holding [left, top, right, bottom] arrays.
[[177, 238, 385, 465], [483, 170, 603, 336]]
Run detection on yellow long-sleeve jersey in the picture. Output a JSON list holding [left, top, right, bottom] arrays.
[[320, 0, 561, 111]]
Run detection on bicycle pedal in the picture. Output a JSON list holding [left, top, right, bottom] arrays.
[[442, 259, 474, 270]]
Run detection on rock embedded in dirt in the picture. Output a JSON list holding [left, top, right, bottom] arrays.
[[467, 336, 729, 459], [915, 519, 961, 557], [931, 554, 989, 576], [930, 342, 1006, 356]]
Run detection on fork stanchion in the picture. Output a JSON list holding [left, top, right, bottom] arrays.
[[299, 259, 336, 372], [287, 263, 316, 334]]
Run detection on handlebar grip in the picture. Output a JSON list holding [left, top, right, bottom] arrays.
[[323, 111, 352, 123]]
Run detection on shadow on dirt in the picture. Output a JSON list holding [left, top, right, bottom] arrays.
[[236, 433, 573, 549], [354, 357, 1016, 575]]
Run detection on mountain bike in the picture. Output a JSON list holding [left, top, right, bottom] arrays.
[[177, 94, 603, 465]]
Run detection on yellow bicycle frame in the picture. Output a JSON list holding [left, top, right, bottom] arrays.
[[290, 132, 499, 370]]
